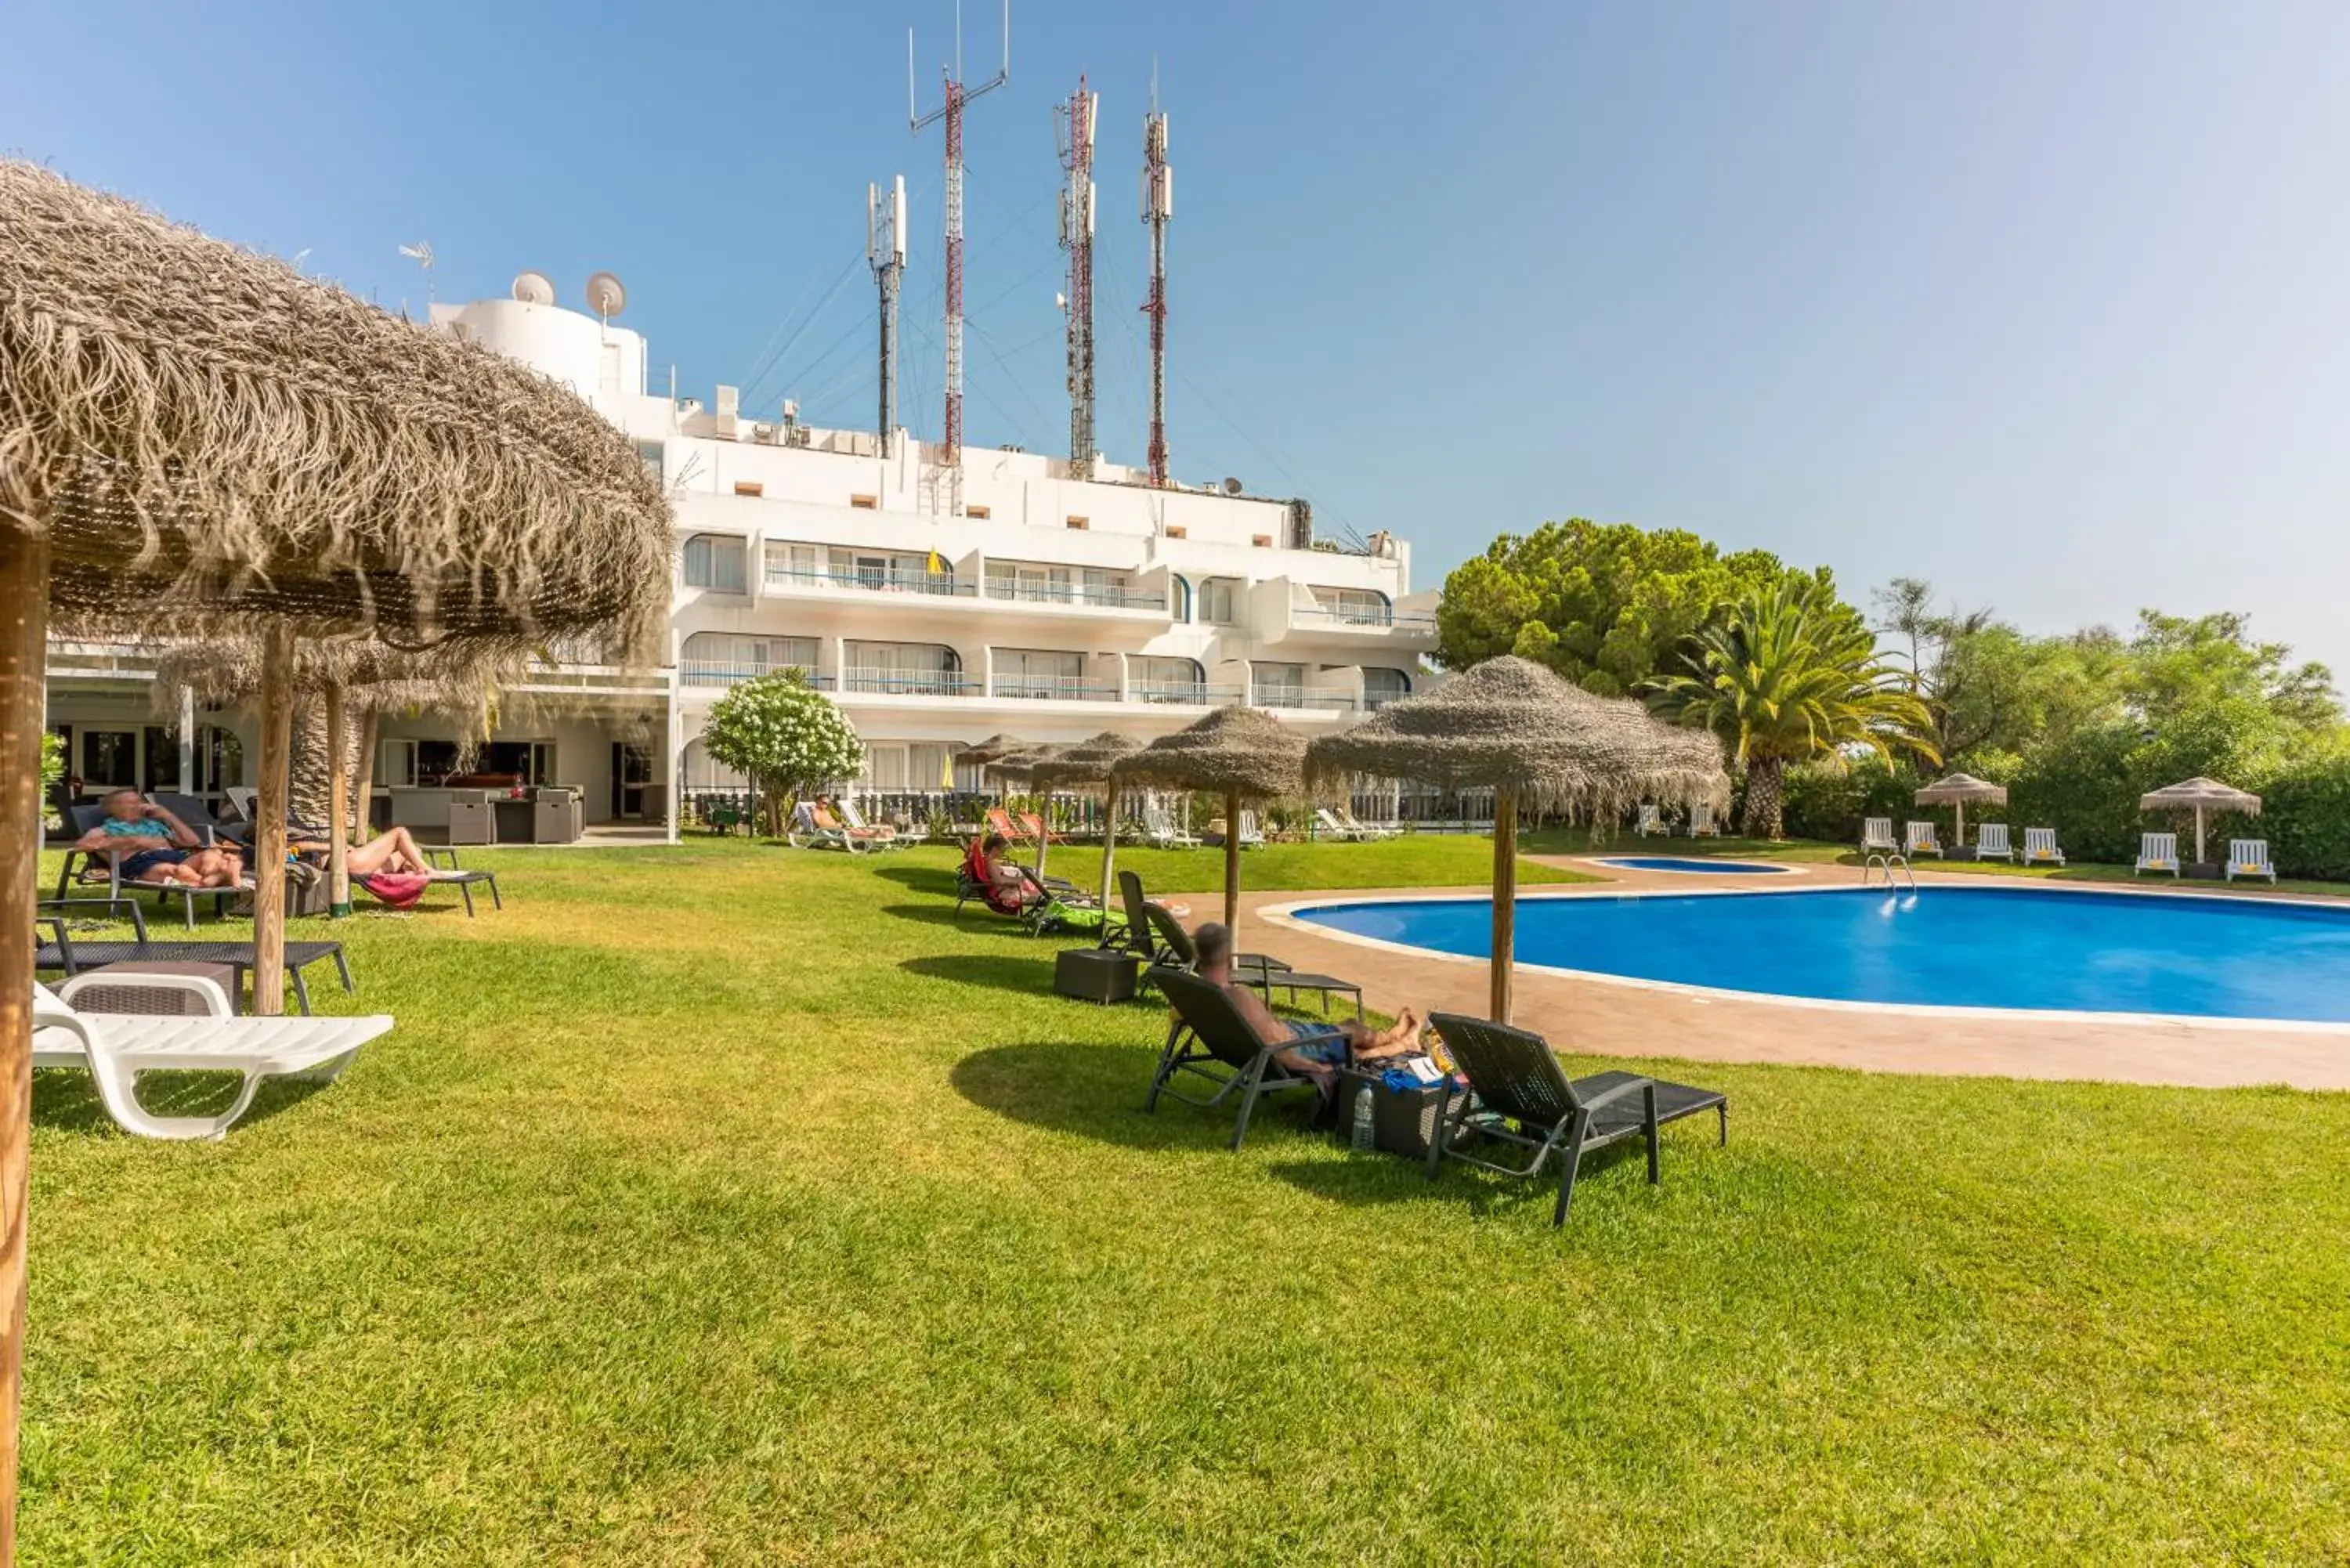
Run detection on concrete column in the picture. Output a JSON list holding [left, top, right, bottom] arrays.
[[663, 680, 682, 846], [176, 686, 196, 793]]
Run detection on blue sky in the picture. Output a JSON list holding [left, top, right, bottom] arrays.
[[9, 2, 2350, 674]]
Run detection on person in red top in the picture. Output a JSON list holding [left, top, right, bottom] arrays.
[[965, 833, 1038, 917]]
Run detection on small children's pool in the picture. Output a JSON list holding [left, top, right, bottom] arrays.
[[1592, 856, 1797, 876]]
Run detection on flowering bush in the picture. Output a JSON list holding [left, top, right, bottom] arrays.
[[700, 670, 866, 836]]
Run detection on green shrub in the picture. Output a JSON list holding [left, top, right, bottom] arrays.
[[1781, 756, 1923, 844]]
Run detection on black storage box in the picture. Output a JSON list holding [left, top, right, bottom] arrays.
[[1332, 1066, 1453, 1159], [1054, 947, 1141, 1004]]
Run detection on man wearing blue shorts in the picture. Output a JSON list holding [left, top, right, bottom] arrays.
[[70, 789, 245, 890], [1194, 921, 1420, 1088]]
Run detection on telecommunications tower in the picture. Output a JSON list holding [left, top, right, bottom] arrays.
[[909, 1, 1010, 512], [867, 175, 906, 457], [1055, 76, 1098, 479], [1141, 83, 1172, 487]]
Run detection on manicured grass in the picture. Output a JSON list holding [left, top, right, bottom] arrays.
[[26, 841, 2350, 1562], [1029, 830, 1598, 897]]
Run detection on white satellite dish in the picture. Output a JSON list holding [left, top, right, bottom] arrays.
[[511, 270, 555, 305], [584, 271, 628, 320], [1222, 476, 1244, 496]]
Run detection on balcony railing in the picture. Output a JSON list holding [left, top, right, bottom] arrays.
[[840, 668, 981, 698], [984, 577, 1169, 612], [1253, 687, 1360, 712], [766, 566, 976, 598], [990, 675, 1121, 703], [1363, 687, 1412, 710], [1131, 681, 1246, 706], [1290, 603, 1437, 630]]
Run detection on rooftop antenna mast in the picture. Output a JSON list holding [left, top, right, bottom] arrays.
[[1055, 74, 1098, 479], [910, 0, 1010, 513], [1141, 69, 1172, 487], [867, 175, 907, 457]]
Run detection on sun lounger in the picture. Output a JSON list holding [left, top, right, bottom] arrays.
[[2226, 839, 2276, 883], [1687, 803, 1720, 838], [1313, 807, 1364, 842], [842, 799, 924, 845], [1904, 821, 1942, 858], [33, 976, 389, 1140], [1338, 805, 1402, 840], [1860, 817, 1897, 854], [2021, 827, 2066, 866], [1426, 1013, 1726, 1226], [54, 802, 250, 930], [1238, 810, 1267, 847], [418, 847, 502, 915], [1144, 966, 1326, 1150], [2135, 833, 2180, 877], [1018, 811, 1066, 847], [1974, 822, 2012, 862], [1636, 804, 1661, 838], [1139, 900, 1361, 1019], [984, 807, 1034, 846]]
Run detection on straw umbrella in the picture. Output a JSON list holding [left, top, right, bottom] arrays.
[[1914, 772, 2007, 852], [2139, 776, 2261, 866], [2, 161, 670, 1541], [1306, 656, 1727, 1025], [1027, 732, 1139, 913], [1113, 706, 1309, 947], [957, 733, 1032, 812], [990, 745, 1065, 873]]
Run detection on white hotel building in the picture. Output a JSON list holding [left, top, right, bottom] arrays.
[[42, 286, 1436, 838]]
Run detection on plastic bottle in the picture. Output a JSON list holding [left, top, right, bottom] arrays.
[[1350, 1082, 1376, 1154]]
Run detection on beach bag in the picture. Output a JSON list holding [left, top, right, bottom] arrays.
[[360, 872, 431, 910]]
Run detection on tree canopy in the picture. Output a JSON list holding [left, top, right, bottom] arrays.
[[1435, 520, 1855, 695], [701, 670, 866, 835]]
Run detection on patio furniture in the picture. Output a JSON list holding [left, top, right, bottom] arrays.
[[1140, 801, 1200, 849], [531, 788, 584, 844], [1974, 823, 2014, 862], [1427, 1013, 1728, 1226], [1314, 807, 1363, 842], [1336, 805, 1402, 840], [1144, 966, 1324, 1151], [2135, 833, 2181, 877], [33, 938, 353, 1016], [62, 959, 240, 1015], [2022, 827, 2066, 866], [1636, 804, 1661, 838], [843, 798, 924, 845], [1687, 802, 1721, 838], [419, 847, 502, 916], [52, 803, 247, 930], [2226, 839, 2276, 883], [1140, 898, 1362, 1020], [1860, 818, 1897, 854], [1054, 946, 1142, 1004], [1904, 821, 1942, 858], [34, 975, 389, 1140]]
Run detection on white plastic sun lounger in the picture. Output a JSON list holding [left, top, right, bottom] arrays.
[[1141, 802, 1200, 849], [1337, 805, 1403, 840], [1973, 822, 2012, 862], [1636, 804, 1661, 838], [2226, 839, 2276, 883], [1904, 821, 1942, 858], [1860, 818, 1897, 854], [840, 799, 918, 846], [1687, 803, 1720, 838], [1237, 810, 1268, 848], [1314, 807, 1362, 842], [2135, 833, 2180, 877], [2021, 827, 2066, 866], [31, 976, 389, 1140]]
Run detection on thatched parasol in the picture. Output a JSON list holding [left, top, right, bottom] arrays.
[[1113, 706, 1309, 944], [957, 734, 1034, 768], [1305, 656, 1727, 1024], [1, 163, 671, 1534], [988, 746, 1067, 873], [2139, 776, 2262, 865], [1914, 772, 2008, 850], [1027, 732, 1139, 912], [150, 635, 527, 913]]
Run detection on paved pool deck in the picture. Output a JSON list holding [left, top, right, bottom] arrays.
[[1245, 857, 2350, 1093]]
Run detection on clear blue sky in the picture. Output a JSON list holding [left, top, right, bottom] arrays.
[[9, 2, 2349, 674]]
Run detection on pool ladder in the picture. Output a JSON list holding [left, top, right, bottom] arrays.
[[1862, 851, 1917, 891]]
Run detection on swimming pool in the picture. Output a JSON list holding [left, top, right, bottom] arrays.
[[1289, 886, 2350, 1024], [1591, 856, 1796, 876]]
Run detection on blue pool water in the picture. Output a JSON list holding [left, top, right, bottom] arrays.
[[1593, 856, 1794, 876], [1296, 887, 2350, 1022]]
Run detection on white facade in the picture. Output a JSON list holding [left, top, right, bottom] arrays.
[[44, 290, 1435, 836]]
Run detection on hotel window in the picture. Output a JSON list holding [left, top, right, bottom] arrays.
[[1253, 663, 1308, 706], [141, 726, 179, 793], [682, 533, 747, 593], [1363, 668, 1412, 708], [681, 632, 818, 685], [1317, 587, 1390, 625], [1201, 576, 1242, 626], [79, 729, 137, 789], [378, 738, 419, 789], [634, 441, 665, 484], [766, 541, 822, 585], [1133, 656, 1207, 703], [995, 649, 1089, 699], [844, 641, 960, 695]]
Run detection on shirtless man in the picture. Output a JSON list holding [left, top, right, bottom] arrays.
[[71, 789, 245, 888], [1193, 921, 1422, 1085]]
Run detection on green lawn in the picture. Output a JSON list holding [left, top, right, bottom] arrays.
[[26, 840, 2350, 1563]]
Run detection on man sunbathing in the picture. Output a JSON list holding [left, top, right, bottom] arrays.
[[1192, 921, 1421, 1086], [72, 789, 247, 888]]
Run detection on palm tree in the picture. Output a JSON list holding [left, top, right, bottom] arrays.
[[1650, 582, 1939, 838]]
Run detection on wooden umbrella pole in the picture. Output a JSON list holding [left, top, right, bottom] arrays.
[[251, 623, 296, 1017], [0, 526, 52, 1562], [1491, 784, 1519, 1024], [325, 683, 351, 917], [1097, 779, 1119, 918], [1223, 788, 1242, 944], [1035, 793, 1051, 879]]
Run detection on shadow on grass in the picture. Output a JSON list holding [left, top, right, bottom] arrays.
[[1263, 1136, 1654, 1219], [898, 954, 1059, 994], [949, 1040, 1322, 1152], [877, 901, 985, 930], [32, 1068, 327, 1138], [873, 864, 959, 895]]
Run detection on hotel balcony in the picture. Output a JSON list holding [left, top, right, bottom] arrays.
[[763, 564, 978, 600]]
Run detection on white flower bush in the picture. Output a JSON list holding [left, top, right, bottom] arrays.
[[700, 670, 866, 835]]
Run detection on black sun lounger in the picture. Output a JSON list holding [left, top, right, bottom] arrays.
[[1144, 966, 1323, 1151]]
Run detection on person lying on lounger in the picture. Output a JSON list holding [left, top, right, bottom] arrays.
[[1192, 921, 1419, 1088], [73, 789, 248, 889], [968, 832, 1039, 916]]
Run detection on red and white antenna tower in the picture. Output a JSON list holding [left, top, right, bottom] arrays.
[[910, 1, 1009, 514], [1055, 75, 1098, 479], [1141, 75, 1172, 487]]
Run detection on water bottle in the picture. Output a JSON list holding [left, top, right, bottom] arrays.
[[1350, 1082, 1376, 1154]]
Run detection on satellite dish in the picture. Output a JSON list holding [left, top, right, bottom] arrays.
[[584, 271, 627, 320], [511, 270, 555, 305], [1222, 476, 1243, 496]]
